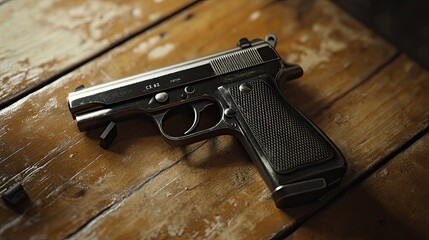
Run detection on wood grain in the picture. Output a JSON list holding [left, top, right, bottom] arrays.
[[0, 0, 411, 238], [70, 55, 429, 239], [0, 0, 194, 108], [288, 133, 429, 240]]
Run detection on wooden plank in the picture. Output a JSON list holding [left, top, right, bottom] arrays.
[[69, 55, 429, 239], [288, 133, 429, 239], [0, 0, 194, 108], [0, 0, 400, 238]]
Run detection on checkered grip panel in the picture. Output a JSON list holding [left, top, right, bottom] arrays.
[[229, 79, 333, 173]]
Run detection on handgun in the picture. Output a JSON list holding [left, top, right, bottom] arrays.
[[67, 35, 346, 208]]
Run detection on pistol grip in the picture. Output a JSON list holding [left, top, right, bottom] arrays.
[[224, 76, 346, 208]]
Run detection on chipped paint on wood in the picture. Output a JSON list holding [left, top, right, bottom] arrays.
[[0, 0, 193, 106], [148, 43, 175, 60], [2, 0, 427, 239]]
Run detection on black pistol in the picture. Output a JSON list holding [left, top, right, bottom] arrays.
[[67, 35, 346, 208]]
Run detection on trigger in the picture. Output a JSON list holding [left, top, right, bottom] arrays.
[[184, 101, 214, 135]]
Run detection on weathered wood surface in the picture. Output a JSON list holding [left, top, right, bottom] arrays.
[[1, 0, 428, 239], [288, 133, 429, 240], [0, 0, 195, 108], [68, 54, 429, 239]]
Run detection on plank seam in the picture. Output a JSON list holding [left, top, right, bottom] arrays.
[[63, 141, 207, 239], [313, 51, 401, 116], [0, 0, 202, 110], [271, 124, 429, 239]]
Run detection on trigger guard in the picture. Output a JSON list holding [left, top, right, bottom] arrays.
[[153, 106, 236, 147]]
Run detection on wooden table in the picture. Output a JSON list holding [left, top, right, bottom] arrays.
[[1, 0, 428, 239]]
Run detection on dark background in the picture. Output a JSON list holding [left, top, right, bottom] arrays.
[[334, 0, 429, 70]]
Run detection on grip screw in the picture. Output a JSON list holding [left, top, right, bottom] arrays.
[[239, 83, 252, 93]]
